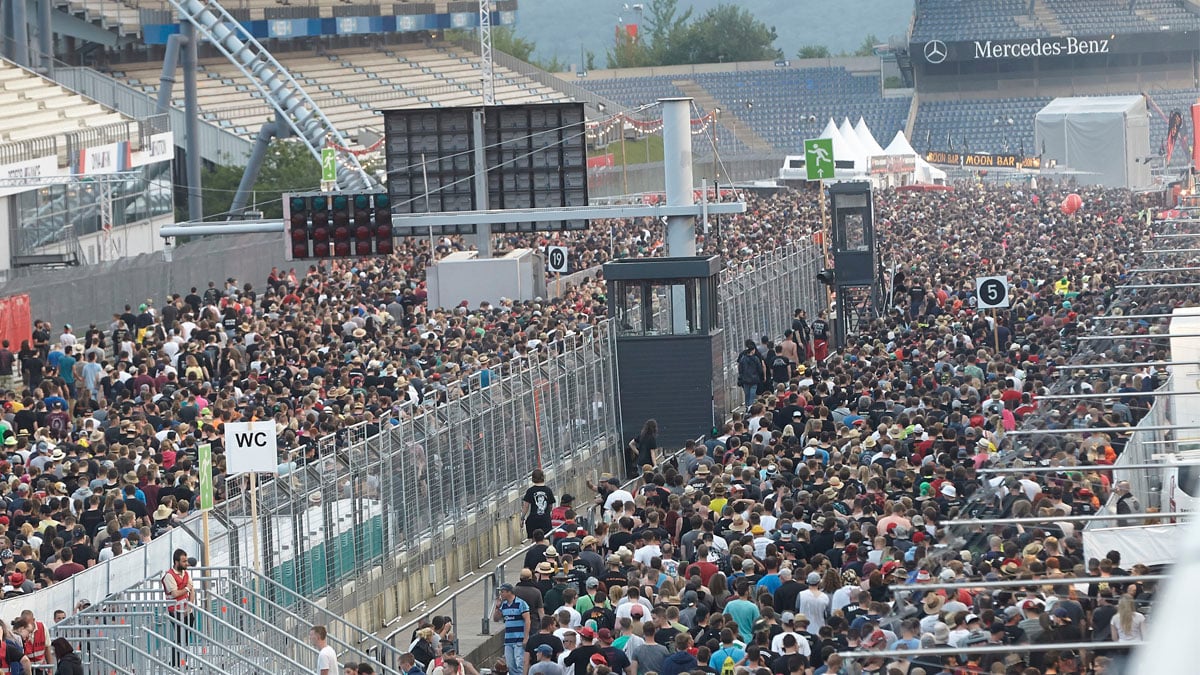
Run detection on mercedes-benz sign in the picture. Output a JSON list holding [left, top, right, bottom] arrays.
[[923, 40, 947, 64]]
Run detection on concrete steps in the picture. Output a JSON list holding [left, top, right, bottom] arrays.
[[672, 79, 777, 154]]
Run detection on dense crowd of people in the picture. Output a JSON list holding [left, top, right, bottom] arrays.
[[0, 179, 1189, 673], [475, 182, 1188, 675]]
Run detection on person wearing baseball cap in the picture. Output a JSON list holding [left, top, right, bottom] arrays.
[[796, 572, 830, 634], [529, 643, 562, 675], [493, 583, 531, 675], [563, 626, 601, 675]]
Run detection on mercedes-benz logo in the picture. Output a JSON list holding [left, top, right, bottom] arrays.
[[924, 40, 947, 64]]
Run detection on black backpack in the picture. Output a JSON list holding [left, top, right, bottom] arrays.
[[737, 352, 761, 385]]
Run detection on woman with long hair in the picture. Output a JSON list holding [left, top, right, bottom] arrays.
[[708, 572, 730, 611], [52, 637, 84, 675], [1110, 595, 1145, 646], [628, 419, 659, 476]]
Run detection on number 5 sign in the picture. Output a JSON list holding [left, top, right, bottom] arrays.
[[975, 275, 1010, 309]]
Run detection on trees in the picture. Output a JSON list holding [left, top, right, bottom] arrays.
[[202, 141, 321, 220], [797, 45, 831, 59], [490, 26, 537, 63], [674, 5, 783, 64], [853, 34, 881, 57], [606, 0, 781, 68]]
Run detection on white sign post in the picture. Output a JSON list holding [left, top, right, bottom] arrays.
[[224, 421, 279, 574], [976, 275, 1011, 351], [975, 275, 1011, 309], [546, 245, 568, 273]]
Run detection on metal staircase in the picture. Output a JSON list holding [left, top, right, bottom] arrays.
[[167, 0, 374, 190], [55, 566, 405, 675]]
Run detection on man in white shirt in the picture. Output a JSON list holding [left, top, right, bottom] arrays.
[[769, 612, 810, 658], [795, 573, 830, 634], [310, 624, 338, 675], [59, 325, 77, 350], [632, 536, 661, 569]]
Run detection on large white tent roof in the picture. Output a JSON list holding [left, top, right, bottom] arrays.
[[854, 117, 885, 156], [818, 118, 860, 172], [883, 130, 918, 157], [838, 117, 867, 167]]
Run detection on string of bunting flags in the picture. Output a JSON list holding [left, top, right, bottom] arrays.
[[325, 135, 387, 156], [320, 108, 720, 162], [586, 110, 720, 139]]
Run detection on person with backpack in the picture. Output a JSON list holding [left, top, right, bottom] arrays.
[[736, 340, 765, 408], [706, 629, 746, 674]]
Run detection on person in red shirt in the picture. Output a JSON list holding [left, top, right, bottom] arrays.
[[52, 548, 85, 581], [684, 545, 719, 586]]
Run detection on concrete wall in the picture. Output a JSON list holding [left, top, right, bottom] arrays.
[[0, 231, 291, 329], [579, 56, 882, 80], [76, 214, 169, 264]]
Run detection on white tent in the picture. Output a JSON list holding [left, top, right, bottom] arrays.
[[882, 130, 947, 185], [854, 117, 886, 157], [838, 117, 867, 172], [818, 118, 864, 177], [883, 130, 918, 157]]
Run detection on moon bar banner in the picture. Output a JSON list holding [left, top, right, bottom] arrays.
[[924, 151, 1042, 170]]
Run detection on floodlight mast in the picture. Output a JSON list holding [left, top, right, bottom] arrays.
[[480, 0, 495, 106]]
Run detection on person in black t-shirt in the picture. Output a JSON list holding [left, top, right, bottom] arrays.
[[810, 312, 830, 362], [522, 470, 556, 539], [563, 629, 601, 675]]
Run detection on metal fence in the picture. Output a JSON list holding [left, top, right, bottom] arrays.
[[51, 66, 253, 165], [1084, 378, 1176, 525], [717, 241, 826, 410], [0, 242, 823, 628], [207, 323, 622, 615], [0, 232, 292, 330]]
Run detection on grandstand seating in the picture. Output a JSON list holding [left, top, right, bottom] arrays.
[[573, 75, 750, 155], [911, 0, 1200, 42], [107, 45, 568, 140], [0, 59, 128, 149], [56, 0, 485, 27], [910, 96, 1048, 155], [911, 0, 1047, 42], [578, 68, 911, 155], [1044, 0, 1200, 34], [911, 89, 1198, 162]]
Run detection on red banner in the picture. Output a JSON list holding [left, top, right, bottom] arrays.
[[587, 153, 615, 169], [1193, 103, 1200, 172], [625, 24, 638, 40], [0, 294, 31, 349]]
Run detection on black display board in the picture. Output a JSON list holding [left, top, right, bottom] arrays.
[[383, 102, 589, 235]]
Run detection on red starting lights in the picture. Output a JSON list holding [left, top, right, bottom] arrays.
[[284, 191, 393, 260]]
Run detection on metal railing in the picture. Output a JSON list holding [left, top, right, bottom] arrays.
[[717, 241, 826, 412], [376, 433, 703, 670], [55, 565, 401, 674], [209, 323, 623, 616], [51, 66, 253, 164], [2, 243, 825, 644]]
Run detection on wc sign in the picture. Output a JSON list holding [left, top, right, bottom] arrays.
[[224, 421, 280, 474]]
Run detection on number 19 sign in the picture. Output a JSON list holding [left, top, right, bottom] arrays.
[[975, 275, 1011, 309]]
